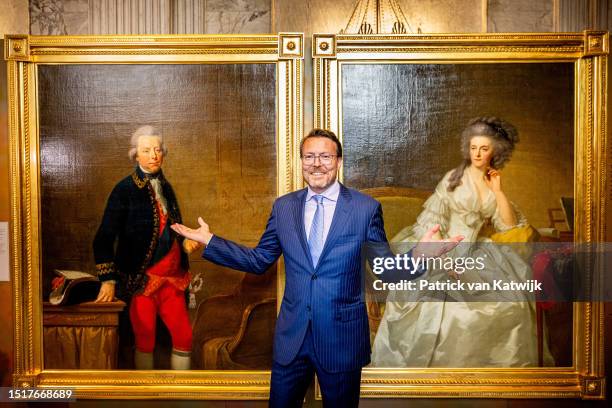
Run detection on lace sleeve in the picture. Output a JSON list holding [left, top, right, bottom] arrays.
[[492, 201, 527, 232], [412, 182, 451, 239]]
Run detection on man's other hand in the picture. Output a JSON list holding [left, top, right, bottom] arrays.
[[413, 224, 464, 258], [171, 217, 213, 246]]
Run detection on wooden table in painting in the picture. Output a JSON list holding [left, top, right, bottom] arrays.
[[43, 300, 126, 369]]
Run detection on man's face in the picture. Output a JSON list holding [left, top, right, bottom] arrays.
[[301, 137, 342, 193], [136, 135, 164, 173]]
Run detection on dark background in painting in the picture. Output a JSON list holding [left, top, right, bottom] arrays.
[[37, 64, 277, 368], [342, 63, 574, 230]]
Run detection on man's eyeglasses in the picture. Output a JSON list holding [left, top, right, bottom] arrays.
[[301, 154, 337, 165]]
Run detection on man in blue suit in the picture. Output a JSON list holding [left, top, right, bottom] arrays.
[[171, 129, 462, 407]]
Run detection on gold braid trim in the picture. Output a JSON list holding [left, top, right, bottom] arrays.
[[131, 171, 147, 189], [142, 183, 160, 272], [96, 262, 116, 275]]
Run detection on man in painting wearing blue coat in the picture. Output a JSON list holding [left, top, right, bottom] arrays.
[[171, 129, 462, 407]]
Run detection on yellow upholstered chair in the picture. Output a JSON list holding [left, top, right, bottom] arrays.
[[362, 187, 432, 240]]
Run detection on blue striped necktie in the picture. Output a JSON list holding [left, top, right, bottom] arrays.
[[308, 194, 324, 267]]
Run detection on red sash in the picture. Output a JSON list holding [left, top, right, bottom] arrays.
[[143, 200, 190, 296]]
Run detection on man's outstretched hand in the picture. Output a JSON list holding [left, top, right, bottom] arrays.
[[171, 217, 214, 246], [413, 224, 464, 259]]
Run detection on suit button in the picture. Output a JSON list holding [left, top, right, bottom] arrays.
[[306, 306, 311, 311], [312, 274, 317, 280]]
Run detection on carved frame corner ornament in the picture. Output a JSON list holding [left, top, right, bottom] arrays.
[[312, 31, 607, 400], [278, 33, 304, 59], [584, 30, 609, 57], [7, 34, 303, 400], [582, 376, 606, 399], [313, 34, 337, 58], [5, 35, 30, 61], [13, 374, 37, 388]]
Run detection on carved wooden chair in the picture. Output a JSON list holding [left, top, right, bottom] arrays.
[[191, 268, 276, 369], [201, 298, 276, 369]]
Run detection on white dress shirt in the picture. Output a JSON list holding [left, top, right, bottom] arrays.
[[304, 180, 340, 244]]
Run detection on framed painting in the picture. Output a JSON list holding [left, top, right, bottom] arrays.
[[312, 31, 607, 399], [5, 33, 303, 399]]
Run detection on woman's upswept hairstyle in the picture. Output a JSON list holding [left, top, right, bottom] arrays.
[[128, 125, 168, 161], [447, 117, 519, 192]]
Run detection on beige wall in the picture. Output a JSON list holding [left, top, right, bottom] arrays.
[[0, 0, 29, 36]]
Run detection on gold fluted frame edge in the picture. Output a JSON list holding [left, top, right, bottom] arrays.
[[6, 33, 304, 400], [312, 30, 607, 400]]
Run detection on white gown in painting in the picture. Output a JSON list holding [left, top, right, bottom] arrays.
[[371, 169, 554, 367]]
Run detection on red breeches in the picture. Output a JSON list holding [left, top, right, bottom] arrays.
[[129, 283, 192, 353]]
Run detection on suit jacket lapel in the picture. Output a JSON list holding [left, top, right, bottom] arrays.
[[316, 183, 352, 271], [292, 188, 314, 271]]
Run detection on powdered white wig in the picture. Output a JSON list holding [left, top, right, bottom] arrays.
[[128, 125, 168, 161], [447, 117, 519, 192]]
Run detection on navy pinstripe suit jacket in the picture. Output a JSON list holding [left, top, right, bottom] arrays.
[[203, 183, 389, 373]]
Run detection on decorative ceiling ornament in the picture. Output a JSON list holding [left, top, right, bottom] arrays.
[[340, 0, 418, 34]]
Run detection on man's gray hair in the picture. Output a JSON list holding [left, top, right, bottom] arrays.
[[128, 125, 168, 161]]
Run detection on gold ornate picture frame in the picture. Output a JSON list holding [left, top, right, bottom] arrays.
[[312, 31, 607, 400], [5, 33, 303, 399]]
